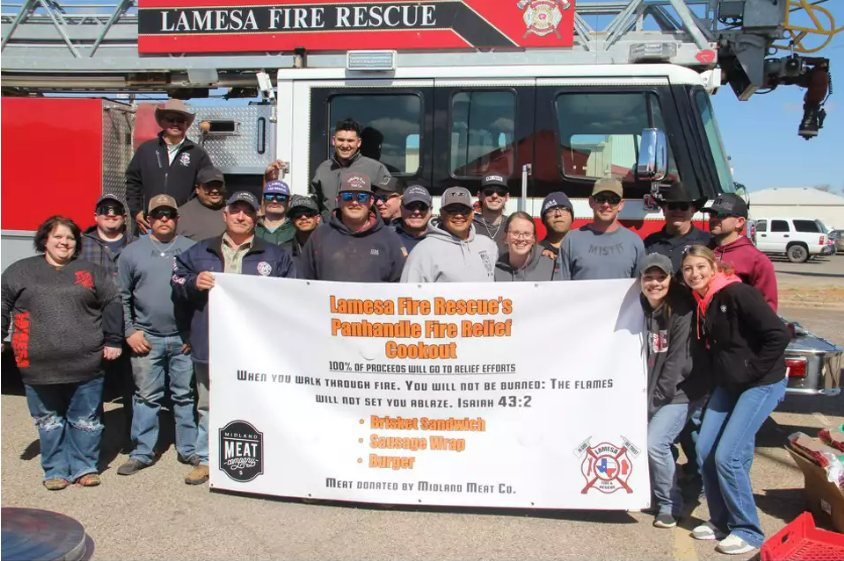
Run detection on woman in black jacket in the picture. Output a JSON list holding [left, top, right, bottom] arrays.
[[682, 245, 790, 555], [1, 216, 123, 490], [639, 253, 707, 529]]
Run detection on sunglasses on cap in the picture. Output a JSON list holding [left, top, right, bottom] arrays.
[[96, 204, 124, 216], [374, 193, 400, 203], [162, 115, 188, 124], [263, 193, 289, 203], [593, 194, 622, 206], [403, 202, 430, 213], [441, 205, 473, 216], [291, 210, 319, 220], [482, 187, 508, 197], [666, 202, 692, 211], [340, 192, 371, 204], [149, 208, 178, 220]]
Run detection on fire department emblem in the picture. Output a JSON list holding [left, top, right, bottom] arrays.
[[256, 261, 272, 276], [179, 152, 191, 167], [518, 0, 570, 39], [580, 441, 634, 494]]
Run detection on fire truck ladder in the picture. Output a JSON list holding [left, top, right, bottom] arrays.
[[0, 0, 839, 100]]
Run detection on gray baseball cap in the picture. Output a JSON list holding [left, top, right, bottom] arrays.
[[288, 195, 319, 214], [402, 185, 432, 207], [441, 187, 473, 210], [638, 253, 674, 276]]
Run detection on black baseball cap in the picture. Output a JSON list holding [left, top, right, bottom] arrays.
[[702, 193, 748, 218], [95, 194, 126, 210], [481, 173, 508, 189], [197, 167, 225, 185], [288, 195, 319, 214]]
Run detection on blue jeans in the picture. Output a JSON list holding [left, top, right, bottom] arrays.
[[25, 376, 105, 482], [696, 378, 787, 547], [130, 334, 197, 464], [194, 362, 209, 465], [648, 402, 693, 516]]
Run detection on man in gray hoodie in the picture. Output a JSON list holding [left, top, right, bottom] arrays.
[[401, 187, 497, 283]]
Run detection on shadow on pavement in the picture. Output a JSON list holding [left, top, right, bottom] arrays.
[[754, 488, 806, 525]]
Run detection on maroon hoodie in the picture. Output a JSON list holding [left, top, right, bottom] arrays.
[[712, 237, 778, 312]]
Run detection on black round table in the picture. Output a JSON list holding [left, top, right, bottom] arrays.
[[1, 507, 89, 561]]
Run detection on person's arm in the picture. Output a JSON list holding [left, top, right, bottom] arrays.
[[388, 237, 407, 283], [125, 149, 150, 233], [274, 249, 298, 279], [310, 171, 325, 214], [737, 286, 791, 380], [751, 253, 779, 312], [171, 248, 207, 303], [376, 163, 392, 187], [631, 236, 646, 278], [655, 308, 693, 404], [92, 265, 124, 350], [298, 233, 318, 280], [117, 252, 137, 338], [553, 236, 573, 281], [1, 268, 22, 344]]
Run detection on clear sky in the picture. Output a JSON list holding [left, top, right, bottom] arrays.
[[708, 2, 843, 193]]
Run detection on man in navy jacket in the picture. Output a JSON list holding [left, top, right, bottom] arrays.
[[171, 191, 296, 485]]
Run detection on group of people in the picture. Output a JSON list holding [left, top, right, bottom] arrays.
[[1, 101, 791, 557]]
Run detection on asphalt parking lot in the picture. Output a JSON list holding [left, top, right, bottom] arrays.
[[2, 260, 842, 561]]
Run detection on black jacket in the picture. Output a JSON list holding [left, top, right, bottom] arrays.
[[697, 281, 790, 389], [299, 211, 406, 282], [642, 289, 709, 415], [644, 225, 712, 273], [125, 133, 212, 217]]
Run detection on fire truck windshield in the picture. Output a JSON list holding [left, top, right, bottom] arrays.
[[694, 90, 735, 194]]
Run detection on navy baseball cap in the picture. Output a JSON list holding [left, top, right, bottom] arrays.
[[263, 180, 290, 196], [227, 191, 259, 212], [541, 192, 573, 217], [402, 185, 432, 207]]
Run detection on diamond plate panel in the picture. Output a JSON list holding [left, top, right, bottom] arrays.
[[186, 105, 275, 174], [101, 100, 135, 203]]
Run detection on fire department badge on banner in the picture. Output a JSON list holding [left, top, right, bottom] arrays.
[[518, 0, 570, 39], [578, 439, 638, 494]]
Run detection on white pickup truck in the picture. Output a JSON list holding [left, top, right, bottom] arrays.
[[752, 217, 833, 263]]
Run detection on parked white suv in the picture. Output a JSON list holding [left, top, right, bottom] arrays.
[[752, 217, 832, 262]]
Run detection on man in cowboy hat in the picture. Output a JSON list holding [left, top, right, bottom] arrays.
[[644, 180, 711, 273], [126, 99, 213, 234]]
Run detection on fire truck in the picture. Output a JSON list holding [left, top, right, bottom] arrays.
[[1, 0, 841, 395]]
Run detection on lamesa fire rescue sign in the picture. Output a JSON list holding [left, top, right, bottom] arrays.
[[137, 0, 575, 54]]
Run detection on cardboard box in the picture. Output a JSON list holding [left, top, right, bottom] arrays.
[[788, 448, 844, 534]]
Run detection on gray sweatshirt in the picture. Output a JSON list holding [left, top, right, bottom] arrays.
[[118, 235, 196, 338], [401, 220, 497, 283], [176, 198, 226, 242], [311, 152, 391, 217], [554, 224, 645, 281], [494, 248, 555, 282]]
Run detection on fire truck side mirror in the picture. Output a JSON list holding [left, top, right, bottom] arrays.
[[637, 128, 667, 182]]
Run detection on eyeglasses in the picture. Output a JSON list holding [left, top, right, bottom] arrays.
[[374, 193, 400, 203], [291, 211, 318, 220], [96, 204, 124, 216], [482, 187, 508, 197], [263, 194, 289, 203], [340, 192, 372, 204], [593, 194, 622, 206], [162, 115, 187, 125], [508, 231, 534, 240], [403, 202, 430, 213], [546, 207, 571, 217], [667, 202, 691, 211], [149, 208, 178, 220], [441, 205, 473, 216]]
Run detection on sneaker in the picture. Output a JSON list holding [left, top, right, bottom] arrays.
[[184, 464, 209, 485], [117, 458, 153, 476], [177, 453, 200, 467], [44, 478, 70, 491], [76, 473, 101, 487], [692, 522, 727, 541], [716, 534, 757, 555], [653, 512, 677, 529]]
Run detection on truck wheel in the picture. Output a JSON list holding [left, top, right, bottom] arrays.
[[787, 244, 809, 263]]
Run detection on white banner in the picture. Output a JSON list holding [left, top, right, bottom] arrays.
[[209, 275, 650, 509]]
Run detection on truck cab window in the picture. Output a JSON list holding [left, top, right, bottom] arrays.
[[328, 94, 422, 175], [554, 92, 679, 197], [694, 90, 734, 194], [450, 91, 516, 177]]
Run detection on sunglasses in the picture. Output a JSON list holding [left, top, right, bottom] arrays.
[[593, 194, 622, 206], [708, 211, 738, 220], [263, 194, 289, 203], [291, 211, 318, 220], [666, 202, 691, 211], [96, 204, 124, 216], [374, 193, 400, 203], [403, 202, 430, 213], [482, 187, 508, 197], [162, 115, 188, 124], [340, 192, 372, 204], [441, 205, 473, 216], [149, 208, 178, 220]]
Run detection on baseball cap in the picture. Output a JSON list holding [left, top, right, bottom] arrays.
[[402, 185, 432, 207], [441, 186, 473, 210], [591, 177, 624, 198], [481, 173, 508, 189], [95, 194, 126, 210], [148, 194, 178, 213], [227, 191, 259, 212], [638, 253, 674, 276], [263, 180, 290, 196], [340, 172, 371, 193], [288, 195, 319, 214], [701, 193, 748, 218], [376, 176, 404, 194], [541, 192, 573, 217], [197, 167, 225, 186]]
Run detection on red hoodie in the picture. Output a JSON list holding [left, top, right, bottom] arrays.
[[713, 237, 778, 312]]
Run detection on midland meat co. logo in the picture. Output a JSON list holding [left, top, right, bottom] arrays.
[[219, 420, 264, 483]]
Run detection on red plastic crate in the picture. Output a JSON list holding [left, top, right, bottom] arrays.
[[761, 512, 844, 560]]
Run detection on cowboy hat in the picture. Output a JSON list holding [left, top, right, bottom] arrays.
[[154, 99, 196, 128], [658, 180, 707, 208]]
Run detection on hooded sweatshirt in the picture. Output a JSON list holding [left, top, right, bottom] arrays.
[[299, 210, 406, 282], [712, 236, 778, 311], [401, 220, 497, 283], [494, 248, 555, 282], [641, 289, 709, 415], [693, 272, 790, 389]]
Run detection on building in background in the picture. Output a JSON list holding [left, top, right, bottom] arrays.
[[749, 187, 844, 230]]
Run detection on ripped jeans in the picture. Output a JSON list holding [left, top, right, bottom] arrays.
[[25, 376, 105, 482]]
